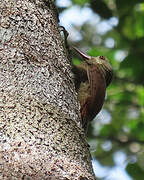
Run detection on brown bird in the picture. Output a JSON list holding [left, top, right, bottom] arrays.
[[73, 47, 113, 132]]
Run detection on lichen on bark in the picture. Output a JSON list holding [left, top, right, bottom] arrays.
[[0, 0, 96, 179]]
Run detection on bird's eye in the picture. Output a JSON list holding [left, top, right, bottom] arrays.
[[99, 56, 105, 60]]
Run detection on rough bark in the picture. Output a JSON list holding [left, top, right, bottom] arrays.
[[0, 0, 95, 179]]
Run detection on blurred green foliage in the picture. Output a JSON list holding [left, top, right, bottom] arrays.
[[57, 0, 144, 179]]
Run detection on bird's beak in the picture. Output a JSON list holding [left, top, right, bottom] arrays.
[[73, 46, 91, 60]]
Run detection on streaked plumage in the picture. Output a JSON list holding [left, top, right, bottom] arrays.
[[73, 47, 113, 132]]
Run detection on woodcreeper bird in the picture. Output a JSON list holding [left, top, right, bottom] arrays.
[[73, 47, 113, 132]]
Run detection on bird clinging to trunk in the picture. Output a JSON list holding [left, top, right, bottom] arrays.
[[73, 47, 113, 132]]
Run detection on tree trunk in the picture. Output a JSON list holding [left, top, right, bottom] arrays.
[[0, 0, 95, 179]]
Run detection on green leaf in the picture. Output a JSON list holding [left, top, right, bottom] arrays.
[[90, 0, 112, 19], [72, 0, 89, 6], [126, 163, 144, 179], [116, 0, 144, 16], [136, 86, 144, 107], [120, 53, 144, 84], [72, 58, 82, 66], [100, 125, 117, 136]]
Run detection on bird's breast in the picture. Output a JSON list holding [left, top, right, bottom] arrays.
[[81, 67, 106, 122]]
